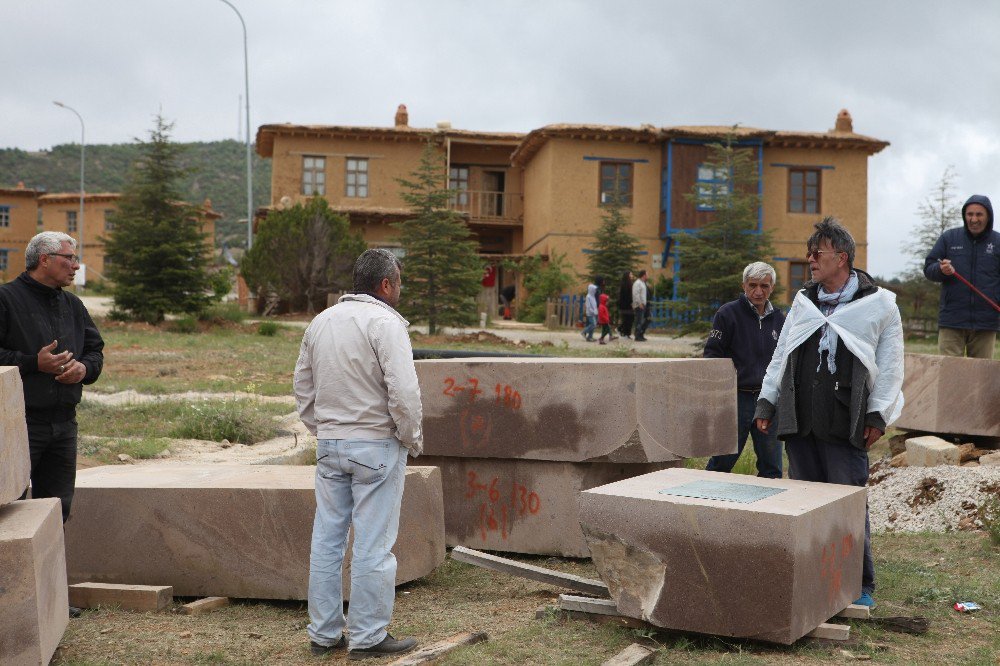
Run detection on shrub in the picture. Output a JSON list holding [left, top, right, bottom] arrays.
[[167, 316, 199, 333], [171, 400, 275, 444], [257, 321, 280, 336], [200, 302, 247, 324]]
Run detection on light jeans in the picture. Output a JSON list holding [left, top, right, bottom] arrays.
[[307, 437, 408, 650]]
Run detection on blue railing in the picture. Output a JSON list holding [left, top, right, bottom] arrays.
[[554, 294, 712, 329]]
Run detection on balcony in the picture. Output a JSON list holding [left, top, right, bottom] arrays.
[[448, 190, 522, 226]]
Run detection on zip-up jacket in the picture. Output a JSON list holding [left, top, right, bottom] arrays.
[[0, 272, 104, 413], [704, 294, 785, 390], [924, 194, 1000, 331], [293, 293, 423, 455], [597, 293, 611, 325]]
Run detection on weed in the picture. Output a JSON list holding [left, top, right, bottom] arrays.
[[167, 316, 199, 334], [171, 400, 277, 444], [978, 494, 1000, 546], [200, 302, 247, 324], [257, 321, 280, 336]]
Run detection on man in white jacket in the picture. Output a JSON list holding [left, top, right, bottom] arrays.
[[754, 218, 904, 610], [294, 248, 422, 660]]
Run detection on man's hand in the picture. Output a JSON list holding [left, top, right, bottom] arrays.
[[863, 425, 883, 450], [55, 359, 87, 384], [37, 340, 73, 374], [756, 418, 770, 434], [939, 259, 955, 276]]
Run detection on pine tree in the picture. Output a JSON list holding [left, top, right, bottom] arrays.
[[240, 197, 365, 314], [675, 128, 773, 323], [104, 117, 216, 323], [392, 141, 483, 333], [586, 196, 644, 310]]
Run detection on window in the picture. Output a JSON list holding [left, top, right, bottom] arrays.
[[0, 249, 7, 271], [789, 261, 810, 293], [67, 210, 78, 233], [0, 206, 9, 228], [302, 156, 326, 196], [695, 164, 729, 211], [449, 166, 469, 206], [788, 168, 820, 213], [599, 162, 633, 206], [345, 158, 368, 198]]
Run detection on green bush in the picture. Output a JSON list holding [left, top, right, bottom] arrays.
[[171, 400, 276, 444], [167, 316, 198, 333], [257, 321, 280, 336], [200, 302, 247, 324]]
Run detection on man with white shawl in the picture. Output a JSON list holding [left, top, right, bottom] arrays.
[[754, 217, 904, 610]]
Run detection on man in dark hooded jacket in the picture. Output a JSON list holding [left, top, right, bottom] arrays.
[[924, 194, 1000, 358]]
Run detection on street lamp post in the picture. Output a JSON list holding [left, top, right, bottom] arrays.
[[53, 101, 85, 269], [217, 0, 253, 250]]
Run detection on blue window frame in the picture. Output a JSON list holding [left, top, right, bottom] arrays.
[[695, 164, 729, 211]]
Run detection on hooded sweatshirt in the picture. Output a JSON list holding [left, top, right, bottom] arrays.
[[597, 293, 611, 325], [923, 194, 1000, 331], [585, 283, 598, 317]]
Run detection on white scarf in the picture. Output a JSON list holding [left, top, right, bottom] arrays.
[[816, 271, 859, 374]]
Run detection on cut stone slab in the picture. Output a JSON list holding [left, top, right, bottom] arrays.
[[0, 498, 69, 666], [420, 456, 676, 557], [579, 468, 867, 645], [0, 366, 30, 506], [64, 464, 445, 600], [417, 358, 738, 462], [905, 436, 961, 467], [896, 354, 1000, 437], [980, 452, 1000, 467], [69, 582, 173, 612]]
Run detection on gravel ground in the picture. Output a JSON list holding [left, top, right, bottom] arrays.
[[868, 460, 1000, 533]]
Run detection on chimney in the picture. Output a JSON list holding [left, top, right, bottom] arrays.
[[436, 121, 452, 129], [395, 104, 409, 127], [833, 109, 853, 133]]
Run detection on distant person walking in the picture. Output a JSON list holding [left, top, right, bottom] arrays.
[[583, 281, 599, 342], [632, 270, 649, 341], [597, 293, 614, 344], [294, 248, 422, 660], [923, 194, 1000, 358], [617, 271, 635, 338]]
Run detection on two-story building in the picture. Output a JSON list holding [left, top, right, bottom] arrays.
[[256, 107, 888, 304], [0, 183, 41, 280]]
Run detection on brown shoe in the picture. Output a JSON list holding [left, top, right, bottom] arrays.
[[349, 634, 418, 660]]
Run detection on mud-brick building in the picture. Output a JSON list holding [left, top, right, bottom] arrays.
[[256, 107, 888, 303], [0, 183, 41, 280]]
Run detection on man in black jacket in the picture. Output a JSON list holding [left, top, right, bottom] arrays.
[[924, 194, 999, 358], [0, 231, 104, 523], [704, 262, 785, 478]]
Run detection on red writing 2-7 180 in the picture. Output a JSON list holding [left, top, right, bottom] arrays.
[[443, 377, 521, 410]]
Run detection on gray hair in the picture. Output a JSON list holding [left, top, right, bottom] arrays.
[[742, 261, 776, 284], [26, 231, 76, 270], [807, 217, 855, 266], [353, 248, 402, 294]]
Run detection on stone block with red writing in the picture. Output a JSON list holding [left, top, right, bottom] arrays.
[[417, 358, 738, 462], [579, 468, 866, 644], [0, 366, 31, 506], [64, 464, 445, 600], [419, 455, 676, 556], [896, 354, 1000, 437]]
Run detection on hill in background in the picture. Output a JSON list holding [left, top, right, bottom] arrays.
[[0, 140, 271, 248]]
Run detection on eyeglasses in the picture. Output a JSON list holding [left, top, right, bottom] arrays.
[[48, 253, 80, 263], [806, 250, 843, 260]]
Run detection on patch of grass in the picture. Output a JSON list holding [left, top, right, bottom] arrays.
[[199, 303, 247, 324], [78, 436, 172, 464], [977, 495, 1000, 547], [166, 316, 199, 334], [78, 399, 290, 443], [256, 321, 280, 336]]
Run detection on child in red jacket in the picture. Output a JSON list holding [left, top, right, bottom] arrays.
[[597, 293, 613, 345]]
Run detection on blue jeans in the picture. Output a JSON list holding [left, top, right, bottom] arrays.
[[633, 308, 647, 338], [308, 438, 408, 650], [583, 314, 597, 340], [706, 390, 783, 479], [785, 433, 875, 595]]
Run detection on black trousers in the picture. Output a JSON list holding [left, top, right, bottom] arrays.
[[618, 311, 634, 336], [19, 416, 78, 523]]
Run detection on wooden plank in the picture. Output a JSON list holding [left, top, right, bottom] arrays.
[[805, 623, 850, 641], [181, 596, 230, 615], [68, 582, 173, 612], [836, 604, 871, 619], [386, 631, 487, 665], [558, 594, 620, 616], [602, 643, 655, 666], [450, 546, 609, 596]]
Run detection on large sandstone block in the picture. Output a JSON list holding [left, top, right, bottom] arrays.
[[417, 358, 738, 462], [0, 366, 30, 506], [579, 468, 866, 644], [905, 435, 961, 467], [0, 498, 69, 666], [420, 456, 676, 557], [64, 464, 445, 600], [897, 354, 1000, 437]]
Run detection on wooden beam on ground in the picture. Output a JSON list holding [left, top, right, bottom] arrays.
[[836, 604, 871, 619], [181, 596, 230, 615], [805, 623, 850, 641], [68, 582, 173, 612], [602, 643, 655, 666], [450, 546, 609, 596], [386, 632, 487, 665], [558, 594, 619, 615]]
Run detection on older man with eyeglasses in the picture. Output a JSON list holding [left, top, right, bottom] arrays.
[[0, 232, 104, 533]]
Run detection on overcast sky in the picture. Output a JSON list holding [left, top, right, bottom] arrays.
[[3, 0, 998, 278]]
